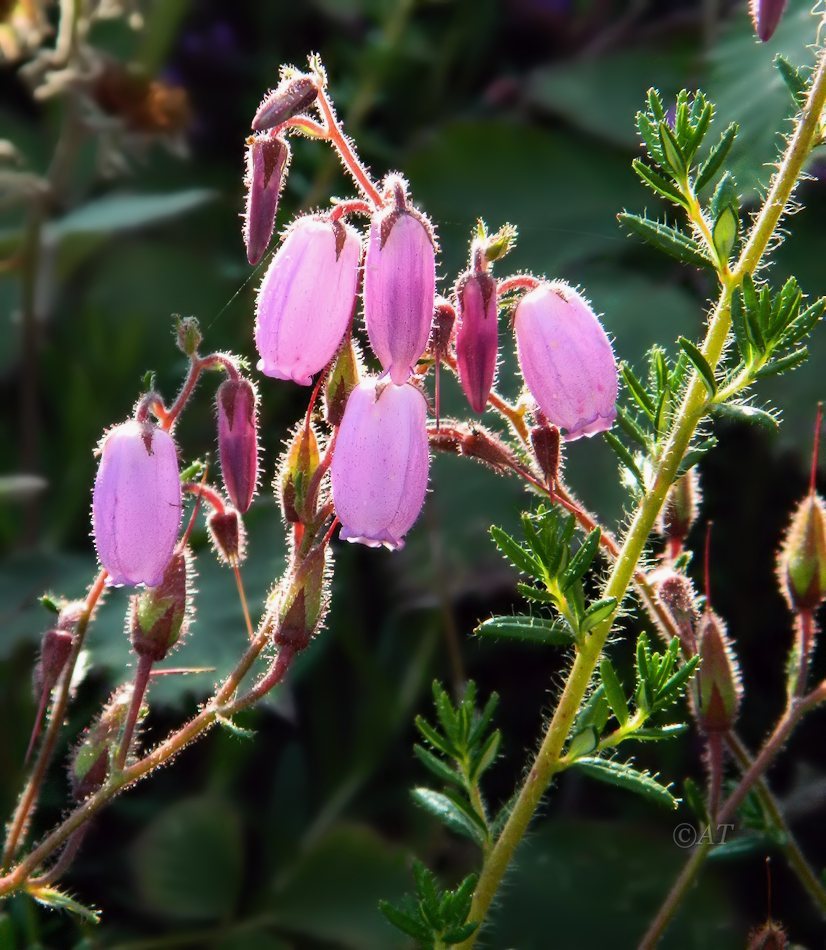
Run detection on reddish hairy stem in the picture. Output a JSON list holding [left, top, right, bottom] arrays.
[[182, 481, 226, 515], [497, 275, 542, 296], [329, 199, 373, 222], [2, 570, 107, 867], [115, 654, 154, 772]]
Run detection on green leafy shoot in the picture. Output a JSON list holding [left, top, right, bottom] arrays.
[[412, 681, 500, 848], [379, 862, 478, 947]]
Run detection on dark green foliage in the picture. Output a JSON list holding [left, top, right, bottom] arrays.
[[379, 863, 478, 947]]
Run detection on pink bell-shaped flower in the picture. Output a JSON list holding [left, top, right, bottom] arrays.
[[92, 420, 182, 586], [455, 271, 498, 413], [331, 377, 429, 549], [216, 377, 259, 513], [514, 282, 617, 440], [255, 215, 361, 385], [363, 177, 436, 385], [243, 134, 290, 266]]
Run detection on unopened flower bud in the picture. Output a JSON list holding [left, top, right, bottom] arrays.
[[255, 215, 361, 385], [129, 550, 191, 662], [431, 299, 455, 355], [274, 546, 329, 652], [656, 570, 699, 656], [778, 493, 826, 612], [92, 420, 182, 587], [749, 0, 788, 42], [331, 378, 429, 549], [175, 315, 202, 357], [658, 471, 701, 551], [252, 75, 318, 132], [324, 337, 362, 427], [208, 508, 246, 565], [461, 425, 519, 473], [33, 628, 74, 698], [70, 686, 133, 800], [216, 377, 259, 514], [243, 134, 291, 266], [747, 920, 788, 949], [529, 419, 560, 488], [455, 271, 498, 413], [514, 282, 617, 440], [692, 610, 742, 733], [364, 176, 436, 385], [279, 423, 320, 524]]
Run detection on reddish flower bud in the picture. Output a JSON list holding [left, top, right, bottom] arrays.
[[747, 920, 788, 949], [692, 610, 742, 733], [129, 549, 192, 662], [749, 0, 788, 42], [208, 508, 246, 565], [514, 282, 618, 440], [529, 419, 560, 488], [364, 177, 436, 384], [431, 299, 456, 356], [331, 378, 429, 549], [243, 134, 291, 266], [252, 75, 318, 132], [658, 471, 701, 550], [778, 493, 826, 612], [655, 569, 699, 657], [455, 271, 498, 413], [255, 215, 361, 385], [33, 628, 74, 698], [279, 423, 321, 524], [92, 420, 182, 587], [324, 337, 362, 427], [216, 377, 259, 514], [274, 546, 330, 652]]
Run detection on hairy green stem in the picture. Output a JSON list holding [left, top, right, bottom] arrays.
[[460, 45, 826, 947]]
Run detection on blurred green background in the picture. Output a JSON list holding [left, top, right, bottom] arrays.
[[1, 0, 825, 946]]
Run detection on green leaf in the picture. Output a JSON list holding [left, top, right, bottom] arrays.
[[415, 716, 458, 759], [631, 160, 688, 207], [629, 724, 689, 741], [658, 121, 687, 177], [604, 431, 645, 489], [489, 526, 543, 577], [378, 900, 432, 942], [413, 745, 463, 789], [774, 54, 809, 107], [621, 363, 656, 418], [469, 729, 501, 783], [29, 886, 100, 924], [677, 436, 718, 475], [582, 597, 618, 633], [654, 654, 701, 711], [516, 582, 556, 604], [561, 528, 601, 591], [567, 726, 599, 760], [618, 213, 713, 268], [475, 614, 573, 646], [132, 796, 243, 921], [677, 337, 717, 396], [574, 685, 611, 737], [215, 715, 256, 740], [684, 777, 710, 825], [695, 122, 738, 191], [615, 406, 650, 448], [711, 403, 779, 430], [575, 758, 679, 809], [754, 347, 808, 378], [45, 189, 215, 241], [411, 789, 487, 845], [599, 658, 630, 726]]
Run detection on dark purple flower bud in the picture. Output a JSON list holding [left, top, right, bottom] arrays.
[[129, 549, 192, 662], [243, 134, 291, 266], [750, 0, 788, 42], [252, 75, 318, 132], [255, 215, 361, 385], [658, 470, 701, 556], [33, 628, 74, 698], [216, 377, 259, 514], [514, 282, 618, 440], [364, 177, 436, 384], [331, 377, 429, 549], [70, 686, 132, 800], [529, 419, 560, 489], [208, 508, 246, 565], [455, 271, 498, 413], [655, 569, 699, 657], [92, 420, 182, 587]]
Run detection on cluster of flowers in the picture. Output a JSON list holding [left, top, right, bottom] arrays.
[[87, 62, 620, 611]]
